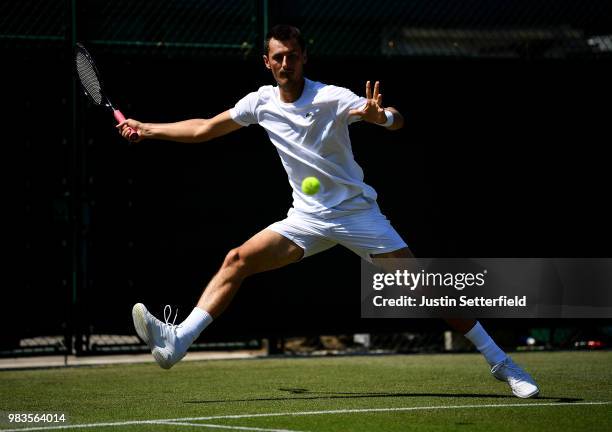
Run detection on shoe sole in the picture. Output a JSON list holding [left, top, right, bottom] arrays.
[[152, 348, 172, 370], [514, 388, 539, 399], [132, 303, 151, 348]]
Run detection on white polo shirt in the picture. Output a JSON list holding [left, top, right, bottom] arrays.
[[229, 78, 377, 219]]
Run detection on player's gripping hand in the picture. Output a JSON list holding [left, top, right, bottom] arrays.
[[348, 81, 387, 125], [116, 119, 146, 143]]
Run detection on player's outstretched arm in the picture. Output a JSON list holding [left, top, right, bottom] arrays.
[[116, 110, 242, 143], [348, 81, 404, 131]]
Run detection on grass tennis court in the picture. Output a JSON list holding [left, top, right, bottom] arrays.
[[1, 351, 610, 431]]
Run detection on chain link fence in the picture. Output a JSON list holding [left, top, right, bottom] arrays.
[[4, 1, 611, 56], [1, 1, 66, 44], [81, 0, 260, 57], [273, 325, 612, 356], [294, 0, 612, 57]]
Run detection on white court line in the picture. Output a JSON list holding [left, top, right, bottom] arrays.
[[0, 401, 609, 432], [160, 420, 305, 431]]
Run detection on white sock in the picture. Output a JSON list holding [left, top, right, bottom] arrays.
[[176, 307, 213, 349], [464, 322, 507, 366]]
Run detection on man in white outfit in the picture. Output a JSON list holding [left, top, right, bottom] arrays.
[[118, 25, 539, 398]]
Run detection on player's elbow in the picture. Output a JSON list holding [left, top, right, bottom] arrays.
[[194, 119, 212, 142]]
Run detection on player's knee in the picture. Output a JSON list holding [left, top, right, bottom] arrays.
[[222, 247, 250, 277]]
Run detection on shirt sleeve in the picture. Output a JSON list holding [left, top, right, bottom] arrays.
[[229, 91, 259, 126], [334, 87, 368, 125]]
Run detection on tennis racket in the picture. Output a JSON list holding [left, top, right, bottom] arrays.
[[75, 42, 139, 141]]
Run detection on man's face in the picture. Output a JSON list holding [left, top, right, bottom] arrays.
[[263, 37, 307, 88]]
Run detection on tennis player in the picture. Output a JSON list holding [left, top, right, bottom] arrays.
[[119, 25, 538, 398]]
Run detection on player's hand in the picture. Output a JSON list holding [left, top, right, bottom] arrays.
[[348, 81, 387, 124], [116, 119, 144, 143]]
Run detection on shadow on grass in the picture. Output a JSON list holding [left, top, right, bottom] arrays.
[[184, 388, 581, 404]]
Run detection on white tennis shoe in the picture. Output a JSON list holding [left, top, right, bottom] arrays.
[[491, 356, 539, 398], [132, 303, 186, 369]]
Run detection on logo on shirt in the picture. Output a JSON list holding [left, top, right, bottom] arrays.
[[303, 107, 320, 119]]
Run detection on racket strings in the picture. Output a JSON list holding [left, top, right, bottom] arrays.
[[76, 51, 104, 105]]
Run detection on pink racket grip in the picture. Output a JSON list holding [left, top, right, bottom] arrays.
[[113, 110, 139, 141]]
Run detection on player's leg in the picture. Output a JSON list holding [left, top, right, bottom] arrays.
[[371, 247, 539, 398], [197, 228, 304, 318], [133, 229, 303, 369]]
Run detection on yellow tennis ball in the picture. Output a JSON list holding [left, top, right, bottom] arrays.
[[301, 176, 320, 195]]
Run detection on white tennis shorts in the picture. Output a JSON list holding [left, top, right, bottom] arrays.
[[266, 204, 408, 262]]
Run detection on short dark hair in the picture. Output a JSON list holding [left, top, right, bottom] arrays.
[[264, 24, 306, 54]]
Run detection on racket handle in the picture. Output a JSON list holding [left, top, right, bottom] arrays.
[[113, 110, 139, 141]]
